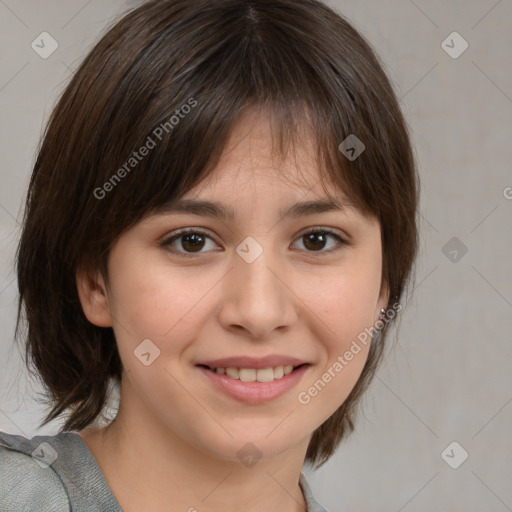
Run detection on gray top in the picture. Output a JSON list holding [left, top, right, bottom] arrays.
[[0, 430, 328, 511]]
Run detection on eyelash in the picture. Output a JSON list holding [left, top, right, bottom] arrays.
[[160, 227, 350, 258]]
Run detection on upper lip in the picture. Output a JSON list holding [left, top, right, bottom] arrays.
[[197, 355, 309, 369]]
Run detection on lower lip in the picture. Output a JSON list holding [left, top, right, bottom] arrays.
[[197, 365, 310, 404]]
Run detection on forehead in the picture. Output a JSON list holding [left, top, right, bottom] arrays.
[[145, 105, 374, 224], [184, 106, 343, 200]]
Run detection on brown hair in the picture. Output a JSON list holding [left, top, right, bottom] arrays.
[[15, 0, 419, 469]]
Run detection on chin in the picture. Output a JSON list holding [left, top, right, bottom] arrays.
[[191, 427, 302, 465]]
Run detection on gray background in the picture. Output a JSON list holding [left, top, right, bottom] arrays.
[[1, 1, 511, 511]]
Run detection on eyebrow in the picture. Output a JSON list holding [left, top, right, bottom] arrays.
[[155, 197, 353, 221]]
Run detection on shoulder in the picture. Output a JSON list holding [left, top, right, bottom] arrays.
[[0, 430, 71, 512], [299, 472, 329, 512]]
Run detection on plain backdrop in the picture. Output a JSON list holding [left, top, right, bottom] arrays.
[[1, 1, 511, 511]]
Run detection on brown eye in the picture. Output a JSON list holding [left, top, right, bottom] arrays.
[[303, 232, 328, 251], [161, 227, 349, 258], [293, 228, 348, 254], [179, 232, 206, 252], [161, 229, 219, 256]]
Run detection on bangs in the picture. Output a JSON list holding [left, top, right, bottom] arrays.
[[83, 0, 391, 263]]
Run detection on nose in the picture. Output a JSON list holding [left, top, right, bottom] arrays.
[[216, 242, 298, 339]]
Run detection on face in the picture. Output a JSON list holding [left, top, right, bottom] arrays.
[[78, 107, 388, 464]]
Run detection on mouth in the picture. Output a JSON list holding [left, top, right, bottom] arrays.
[[195, 362, 311, 404], [196, 363, 309, 383]]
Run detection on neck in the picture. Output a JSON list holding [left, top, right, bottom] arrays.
[[80, 383, 310, 512]]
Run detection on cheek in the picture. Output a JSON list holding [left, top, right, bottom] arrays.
[[106, 252, 224, 365], [298, 261, 382, 354], [107, 251, 188, 331], [293, 338, 370, 430], [289, 257, 381, 419]]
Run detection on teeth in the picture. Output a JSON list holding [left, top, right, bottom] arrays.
[[239, 368, 257, 382], [226, 367, 239, 379], [255, 368, 274, 382], [211, 364, 299, 382], [273, 366, 284, 379]]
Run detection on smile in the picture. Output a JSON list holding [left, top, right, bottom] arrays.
[[196, 363, 310, 404], [200, 364, 298, 382]]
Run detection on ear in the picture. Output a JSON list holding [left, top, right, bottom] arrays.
[[76, 266, 113, 327], [376, 280, 391, 321]]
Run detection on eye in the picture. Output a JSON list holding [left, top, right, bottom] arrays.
[[160, 227, 350, 257], [292, 227, 349, 254], [161, 228, 219, 257]]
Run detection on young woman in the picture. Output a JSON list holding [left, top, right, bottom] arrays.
[[0, 1, 419, 510]]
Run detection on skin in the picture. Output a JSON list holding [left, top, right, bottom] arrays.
[[76, 107, 389, 512]]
